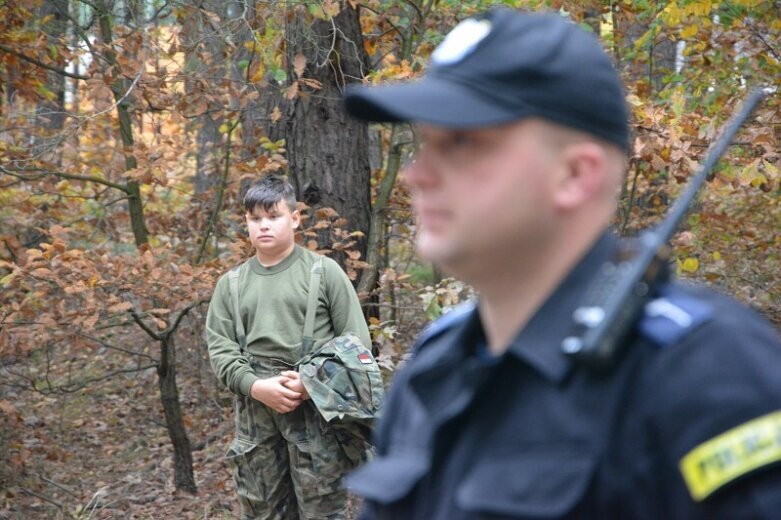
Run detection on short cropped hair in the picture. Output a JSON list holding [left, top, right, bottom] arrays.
[[244, 175, 297, 214]]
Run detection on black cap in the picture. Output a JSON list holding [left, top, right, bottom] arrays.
[[343, 9, 629, 151]]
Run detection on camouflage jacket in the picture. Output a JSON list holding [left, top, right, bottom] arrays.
[[296, 333, 385, 423]]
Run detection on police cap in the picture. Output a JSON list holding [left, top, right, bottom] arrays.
[[344, 9, 630, 151]]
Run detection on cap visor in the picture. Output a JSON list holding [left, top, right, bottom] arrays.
[[344, 76, 523, 127]]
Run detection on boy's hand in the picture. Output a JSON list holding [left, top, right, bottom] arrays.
[[250, 377, 303, 414], [281, 371, 310, 400]]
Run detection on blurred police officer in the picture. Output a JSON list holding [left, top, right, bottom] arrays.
[[341, 8, 781, 519]]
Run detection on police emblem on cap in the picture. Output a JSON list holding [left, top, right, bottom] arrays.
[[431, 18, 492, 65]]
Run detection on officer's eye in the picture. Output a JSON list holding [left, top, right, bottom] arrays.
[[442, 131, 479, 153], [450, 133, 472, 146]]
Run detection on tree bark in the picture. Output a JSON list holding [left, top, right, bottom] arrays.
[[30, 0, 69, 167], [255, 5, 372, 268], [36, 0, 68, 137], [94, 0, 196, 495], [95, 0, 149, 247], [614, 6, 677, 94], [157, 333, 197, 494], [179, 2, 227, 194], [356, 124, 403, 298]]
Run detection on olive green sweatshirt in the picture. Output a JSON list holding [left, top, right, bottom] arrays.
[[206, 245, 372, 397]]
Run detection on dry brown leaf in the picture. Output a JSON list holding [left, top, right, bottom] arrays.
[[293, 54, 307, 78]]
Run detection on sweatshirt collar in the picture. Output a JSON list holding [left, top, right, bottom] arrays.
[[249, 245, 303, 275]]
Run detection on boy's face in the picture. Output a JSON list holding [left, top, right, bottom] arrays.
[[245, 201, 300, 259]]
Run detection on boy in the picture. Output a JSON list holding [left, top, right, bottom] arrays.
[[206, 174, 375, 519]]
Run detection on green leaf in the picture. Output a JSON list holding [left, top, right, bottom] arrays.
[[273, 68, 287, 85]]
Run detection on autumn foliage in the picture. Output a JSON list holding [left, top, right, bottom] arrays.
[[1, 0, 779, 517]]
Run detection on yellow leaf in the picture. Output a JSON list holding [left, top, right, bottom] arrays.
[[738, 159, 762, 187], [0, 273, 15, 287], [626, 94, 644, 107], [712, 251, 721, 261], [681, 257, 699, 273], [661, 2, 682, 26], [218, 123, 230, 134], [243, 40, 258, 53], [685, 0, 712, 16], [681, 24, 699, 39], [250, 62, 266, 83]]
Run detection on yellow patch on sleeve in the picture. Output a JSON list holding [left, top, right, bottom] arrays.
[[679, 410, 781, 501]]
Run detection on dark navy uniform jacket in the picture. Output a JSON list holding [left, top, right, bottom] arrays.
[[346, 233, 781, 519]]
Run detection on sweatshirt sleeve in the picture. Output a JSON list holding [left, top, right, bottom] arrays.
[[323, 257, 373, 350], [205, 271, 259, 396]]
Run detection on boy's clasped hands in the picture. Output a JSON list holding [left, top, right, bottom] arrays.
[[249, 371, 310, 414]]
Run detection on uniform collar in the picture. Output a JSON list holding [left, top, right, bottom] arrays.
[[407, 231, 619, 385], [503, 231, 619, 383]]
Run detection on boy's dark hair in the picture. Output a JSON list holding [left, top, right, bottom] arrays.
[[244, 175, 297, 214]]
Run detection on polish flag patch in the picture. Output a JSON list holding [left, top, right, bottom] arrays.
[[358, 352, 372, 365]]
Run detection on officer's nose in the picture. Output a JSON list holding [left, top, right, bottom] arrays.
[[404, 149, 441, 192]]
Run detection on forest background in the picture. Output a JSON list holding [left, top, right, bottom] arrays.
[[0, 0, 778, 518]]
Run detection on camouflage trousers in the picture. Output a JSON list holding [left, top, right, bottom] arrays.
[[226, 358, 368, 520]]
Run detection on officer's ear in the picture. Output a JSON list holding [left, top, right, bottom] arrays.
[[552, 142, 609, 211]]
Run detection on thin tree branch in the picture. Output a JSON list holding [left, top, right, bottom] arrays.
[[37, 473, 80, 499], [78, 332, 158, 362], [620, 160, 643, 235], [165, 299, 209, 337], [0, 165, 129, 193], [53, 4, 103, 64], [131, 311, 162, 341], [54, 364, 159, 393], [19, 488, 63, 510], [0, 43, 90, 80], [145, 0, 172, 24], [195, 118, 239, 264], [745, 18, 781, 61]]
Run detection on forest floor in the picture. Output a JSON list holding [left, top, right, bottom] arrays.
[[0, 325, 337, 519]]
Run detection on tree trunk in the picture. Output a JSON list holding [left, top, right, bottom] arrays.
[[179, 2, 227, 194], [614, 7, 677, 94], [649, 37, 677, 94], [95, 0, 149, 247], [255, 5, 372, 268], [94, 0, 196, 495], [356, 124, 403, 299], [157, 334, 197, 494], [34, 0, 68, 161]]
